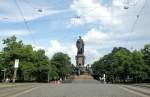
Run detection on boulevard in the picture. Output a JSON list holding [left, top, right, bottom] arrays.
[[0, 82, 149, 97]]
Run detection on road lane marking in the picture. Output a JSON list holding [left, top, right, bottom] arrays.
[[0, 85, 39, 97], [11, 86, 39, 97]]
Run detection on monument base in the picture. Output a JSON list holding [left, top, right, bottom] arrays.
[[77, 66, 90, 75], [74, 74, 93, 80], [76, 54, 85, 67]]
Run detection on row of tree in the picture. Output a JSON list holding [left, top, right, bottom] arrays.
[[0, 36, 72, 82], [91, 45, 150, 83]]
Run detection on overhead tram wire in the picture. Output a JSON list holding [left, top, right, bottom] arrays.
[[138, 0, 147, 15], [72, 3, 110, 39], [13, 0, 148, 35], [22, 0, 67, 11], [21, 0, 48, 12], [14, 0, 38, 46], [130, 0, 147, 33], [3, 0, 148, 23], [1, 11, 150, 24], [15, 11, 150, 24]]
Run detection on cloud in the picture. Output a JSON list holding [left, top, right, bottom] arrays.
[[0, 30, 32, 37], [84, 48, 101, 64], [0, 0, 66, 22], [69, 0, 121, 26], [83, 28, 110, 45], [81, 25, 150, 63], [82, 27, 149, 48], [45, 24, 150, 65], [66, 0, 149, 63], [45, 39, 101, 65], [45, 40, 77, 64], [0, 0, 149, 65], [113, 0, 139, 7]]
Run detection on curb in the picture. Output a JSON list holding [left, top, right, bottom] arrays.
[[123, 85, 150, 97]]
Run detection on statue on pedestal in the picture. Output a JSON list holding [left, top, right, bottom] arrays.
[[76, 36, 85, 72], [76, 36, 84, 55]]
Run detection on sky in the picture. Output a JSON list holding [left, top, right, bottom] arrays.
[[0, 0, 150, 65]]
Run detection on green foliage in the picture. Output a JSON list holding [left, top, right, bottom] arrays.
[[142, 44, 150, 66], [0, 36, 73, 82], [0, 36, 53, 82], [92, 47, 149, 83], [50, 52, 71, 80], [142, 44, 150, 77], [131, 50, 148, 80]]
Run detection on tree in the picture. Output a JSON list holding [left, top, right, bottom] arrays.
[[50, 52, 71, 80], [91, 60, 106, 80], [142, 44, 150, 76], [2, 36, 23, 80], [131, 50, 148, 82], [142, 44, 150, 65], [0, 36, 53, 82], [112, 47, 132, 82], [91, 47, 149, 83], [0, 52, 5, 80], [34, 49, 50, 82]]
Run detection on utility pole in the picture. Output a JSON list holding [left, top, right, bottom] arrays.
[[12, 68, 17, 83], [1, 69, 6, 82], [48, 72, 49, 83], [12, 59, 19, 83]]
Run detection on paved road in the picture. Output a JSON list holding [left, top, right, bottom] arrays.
[[0, 82, 148, 97], [14, 83, 143, 97], [0, 83, 38, 97]]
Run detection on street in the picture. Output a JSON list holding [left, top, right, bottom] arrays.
[[0, 83, 38, 97], [0, 82, 147, 97]]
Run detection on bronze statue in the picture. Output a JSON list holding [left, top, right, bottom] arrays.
[[76, 36, 84, 54]]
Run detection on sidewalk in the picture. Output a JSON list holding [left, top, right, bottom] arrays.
[[133, 83, 150, 88], [0, 83, 17, 88], [122, 84, 150, 96], [0, 83, 37, 89]]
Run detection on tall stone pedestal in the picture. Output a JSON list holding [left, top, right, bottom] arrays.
[[76, 54, 85, 75], [76, 54, 85, 67]]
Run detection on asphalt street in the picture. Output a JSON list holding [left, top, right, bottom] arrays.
[[0, 83, 38, 97], [7, 83, 144, 97], [1, 80, 149, 97]]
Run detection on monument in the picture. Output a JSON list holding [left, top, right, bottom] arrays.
[[75, 36, 90, 75], [76, 36, 85, 68], [72, 36, 93, 81]]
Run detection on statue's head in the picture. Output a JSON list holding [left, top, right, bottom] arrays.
[[79, 36, 81, 39]]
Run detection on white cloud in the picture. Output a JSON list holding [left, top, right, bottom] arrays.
[[45, 39, 102, 65], [0, 30, 31, 37], [83, 28, 110, 45], [84, 48, 101, 64], [68, 0, 146, 30], [45, 24, 150, 64], [113, 0, 139, 7], [45, 40, 77, 64], [0, 0, 149, 65], [69, 0, 121, 26], [82, 27, 146, 48], [0, 0, 66, 22], [81, 25, 150, 63]]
